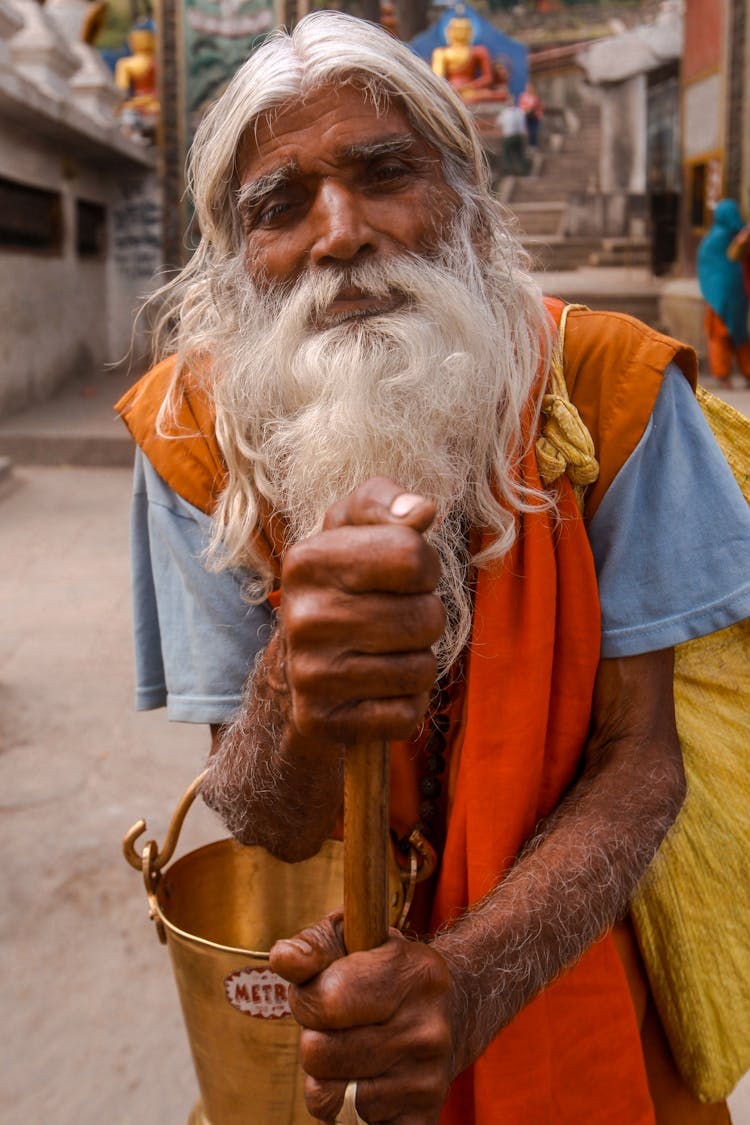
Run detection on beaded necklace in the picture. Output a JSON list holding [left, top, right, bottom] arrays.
[[396, 662, 464, 859]]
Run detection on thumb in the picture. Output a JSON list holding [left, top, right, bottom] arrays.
[[388, 490, 436, 534], [323, 476, 436, 534], [270, 910, 346, 985]]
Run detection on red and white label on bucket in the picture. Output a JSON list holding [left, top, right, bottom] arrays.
[[224, 966, 292, 1019]]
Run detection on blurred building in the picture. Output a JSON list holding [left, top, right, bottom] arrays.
[[679, 0, 748, 269], [500, 5, 681, 282], [576, 1, 683, 274], [0, 0, 160, 418], [657, 0, 749, 357], [273, 0, 311, 24]]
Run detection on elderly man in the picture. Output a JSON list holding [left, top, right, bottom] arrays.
[[118, 12, 750, 1125]]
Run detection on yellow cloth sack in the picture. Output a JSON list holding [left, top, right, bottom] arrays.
[[541, 304, 750, 1101], [630, 387, 750, 1102]]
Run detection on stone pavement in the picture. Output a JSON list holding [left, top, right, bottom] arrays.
[[1, 323, 749, 1123], [0, 366, 136, 469], [0, 463, 217, 1124]]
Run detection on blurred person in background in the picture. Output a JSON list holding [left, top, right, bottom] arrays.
[[497, 94, 528, 175], [518, 80, 543, 150], [697, 198, 750, 387]]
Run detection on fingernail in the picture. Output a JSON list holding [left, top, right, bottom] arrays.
[[390, 493, 422, 518], [278, 937, 314, 956]]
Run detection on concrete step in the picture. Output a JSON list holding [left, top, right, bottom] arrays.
[[498, 102, 603, 204], [0, 371, 136, 468], [573, 109, 602, 132], [533, 268, 665, 332], [512, 177, 597, 202], [510, 201, 566, 236], [546, 162, 599, 176], [536, 157, 600, 177], [558, 290, 663, 328], [523, 235, 651, 272], [590, 239, 651, 268], [0, 431, 135, 467], [524, 236, 609, 270], [509, 156, 600, 203]]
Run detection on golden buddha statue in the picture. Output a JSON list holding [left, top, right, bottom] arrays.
[[431, 16, 495, 102], [115, 22, 160, 139]]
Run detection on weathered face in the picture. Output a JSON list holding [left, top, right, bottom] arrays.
[[236, 85, 457, 323]]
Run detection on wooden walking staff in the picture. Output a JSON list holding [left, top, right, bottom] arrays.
[[340, 740, 390, 1124], [343, 739, 390, 953]]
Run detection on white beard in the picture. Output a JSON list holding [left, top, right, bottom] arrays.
[[207, 233, 547, 675]]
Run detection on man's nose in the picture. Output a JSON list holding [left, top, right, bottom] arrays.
[[309, 179, 378, 265]]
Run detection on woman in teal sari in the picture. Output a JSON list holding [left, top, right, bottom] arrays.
[[697, 199, 750, 384]]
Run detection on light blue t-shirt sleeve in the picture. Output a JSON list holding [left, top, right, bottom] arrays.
[[589, 364, 750, 657], [130, 448, 274, 722]]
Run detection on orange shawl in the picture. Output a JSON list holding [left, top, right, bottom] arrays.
[[117, 300, 696, 1124], [432, 435, 649, 1124]]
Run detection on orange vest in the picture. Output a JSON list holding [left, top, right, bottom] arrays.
[[116, 301, 696, 1123]]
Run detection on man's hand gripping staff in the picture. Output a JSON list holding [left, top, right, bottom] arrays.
[[279, 476, 443, 746], [271, 477, 456, 1125], [206, 474, 684, 1125]]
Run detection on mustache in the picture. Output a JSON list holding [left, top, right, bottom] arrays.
[[253, 246, 485, 333]]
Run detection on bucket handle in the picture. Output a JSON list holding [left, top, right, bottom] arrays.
[[122, 769, 209, 945], [123, 768, 208, 876], [122, 766, 437, 942]]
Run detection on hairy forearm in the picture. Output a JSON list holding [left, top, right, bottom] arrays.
[[433, 732, 685, 1075], [202, 627, 345, 861]]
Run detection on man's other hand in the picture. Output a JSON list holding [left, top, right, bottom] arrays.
[[280, 476, 445, 743], [271, 914, 454, 1125]]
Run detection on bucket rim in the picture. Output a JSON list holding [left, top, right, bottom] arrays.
[[154, 836, 345, 959], [153, 898, 273, 960]]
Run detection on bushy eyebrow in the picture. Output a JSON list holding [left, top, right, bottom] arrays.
[[339, 133, 425, 162], [237, 163, 299, 215], [340, 134, 440, 175], [236, 133, 436, 217]]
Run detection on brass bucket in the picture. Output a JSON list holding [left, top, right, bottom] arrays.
[[123, 771, 434, 1125]]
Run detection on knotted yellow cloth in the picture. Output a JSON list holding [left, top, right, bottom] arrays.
[[535, 304, 600, 509]]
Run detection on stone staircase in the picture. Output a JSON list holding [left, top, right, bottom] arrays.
[[486, 101, 660, 324], [532, 267, 666, 330], [498, 103, 651, 273], [524, 233, 652, 273]]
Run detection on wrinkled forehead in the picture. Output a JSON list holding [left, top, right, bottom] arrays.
[[236, 81, 428, 180]]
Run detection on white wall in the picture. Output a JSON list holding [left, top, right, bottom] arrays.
[[598, 75, 648, 195], [0, 128, 159, 416], [107, 173, 163, 364], [0, 3, 160, 419]]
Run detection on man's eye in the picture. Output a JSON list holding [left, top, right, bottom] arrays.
[[370, 162, 410, 185], [256, 200, 293, 225]]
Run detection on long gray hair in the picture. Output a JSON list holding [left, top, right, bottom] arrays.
[[140, 12, 552, 667], [147, 10, 535, 361]]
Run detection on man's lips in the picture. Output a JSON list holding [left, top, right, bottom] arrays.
[[320, 289, 405, 325]]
